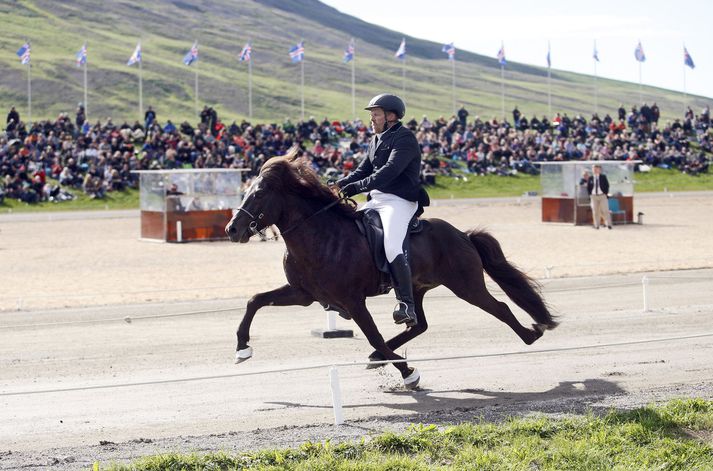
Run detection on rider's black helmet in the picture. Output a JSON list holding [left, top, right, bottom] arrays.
[[364, 94, 406, 120]]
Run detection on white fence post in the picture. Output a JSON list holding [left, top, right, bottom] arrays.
[[329, 366, 344, 425], [176, 221, 183, 243], [642, 275, 650, 312], [327, 311, 337, 331]]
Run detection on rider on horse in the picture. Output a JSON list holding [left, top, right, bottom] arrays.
[[337, 94, 422, 327]]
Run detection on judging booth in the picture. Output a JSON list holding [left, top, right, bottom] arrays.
[[537, 161, 640, 225], [135, 169, 247, 242]]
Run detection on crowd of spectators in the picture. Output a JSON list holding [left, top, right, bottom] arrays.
[[1, 100, 711, 205]]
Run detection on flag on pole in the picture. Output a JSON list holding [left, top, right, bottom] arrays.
[[289, 41, 304, 63], [343, 38, 355, 63], [442, 42, 455, 60], [593, 42, 600, 62], [239, 42, 251, 62], [16, 42, 31, 64], [394, 38, 406, 59], [684, 46, 695, 69], [497, 43, 506, 65], [183, 41, 198, 65], [634, 41, 646, 62], [546, 42, 551, 68], [127, 42, 142, 66], [76, 43, 87, 67]]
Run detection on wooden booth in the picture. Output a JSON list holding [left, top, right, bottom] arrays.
[[537, 161, 640, 225], [135, 169, 247, 242]]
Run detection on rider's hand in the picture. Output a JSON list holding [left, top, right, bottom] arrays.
[[341, 182, 360, 198]]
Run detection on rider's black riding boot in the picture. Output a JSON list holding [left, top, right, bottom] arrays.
[[388, 254, 417, 327]]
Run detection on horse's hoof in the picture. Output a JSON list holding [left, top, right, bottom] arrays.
[[403, 368, 420, 389], [366, 353, 386, 370], [235, 346, 253, 364]]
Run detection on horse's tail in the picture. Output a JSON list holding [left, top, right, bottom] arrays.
[[467, 229, 558, 330]]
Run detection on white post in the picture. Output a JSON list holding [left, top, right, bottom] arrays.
[[642, 275, 650, 312], [327, 311, 337, 331], [176, 220, 183, 243], [594, 57, 598, 116], [329, 366, 344, 425], [638, 61, 642, 105], [682, 63, 687, 116], [547, 66, 552, 118]]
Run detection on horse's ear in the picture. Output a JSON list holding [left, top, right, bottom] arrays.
[[286, 145, 302, 162]]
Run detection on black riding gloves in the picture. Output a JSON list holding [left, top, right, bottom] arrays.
[[341, 182, 361, 198]]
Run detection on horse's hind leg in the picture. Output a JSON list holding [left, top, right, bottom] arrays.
[[367, 288, 430, 368], [236, 284, 314, 361], [448, 272, 544, 345], [349, 300, 420, 388]]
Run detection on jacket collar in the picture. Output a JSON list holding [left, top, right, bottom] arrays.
[[374, 121, 402, 150]]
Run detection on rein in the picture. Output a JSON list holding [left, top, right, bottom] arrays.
[[237, 194, 353, 241], [280, 195, 351, 237]]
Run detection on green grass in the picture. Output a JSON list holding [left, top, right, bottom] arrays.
[[99, 398, 713, 470], [1, 168, 709, 214]]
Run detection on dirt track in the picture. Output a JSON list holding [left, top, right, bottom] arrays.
[[1, 193, 712, 470]]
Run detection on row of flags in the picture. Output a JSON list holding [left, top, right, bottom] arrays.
[[14, 38, 698, 70]]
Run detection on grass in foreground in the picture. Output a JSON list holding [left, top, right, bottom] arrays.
[[102, 399, 713, 470], [1, 168, 710, 214]]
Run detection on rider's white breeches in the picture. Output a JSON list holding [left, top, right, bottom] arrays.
[[360, 190, 418, 263]]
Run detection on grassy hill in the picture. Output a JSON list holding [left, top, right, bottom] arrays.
[[1, 0, 711, 124]]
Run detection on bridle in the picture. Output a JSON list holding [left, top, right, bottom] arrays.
[[234, 194, 352, 240]]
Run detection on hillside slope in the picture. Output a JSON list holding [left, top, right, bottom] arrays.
[[1, 0, 710, 123]]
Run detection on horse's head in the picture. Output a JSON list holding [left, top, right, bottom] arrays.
[[225, 147, 356, 242], [225, 173, 281, 243]]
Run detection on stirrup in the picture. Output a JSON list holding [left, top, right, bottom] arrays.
[[393, 302, 417, 327]]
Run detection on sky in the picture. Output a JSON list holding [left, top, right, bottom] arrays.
[[321, 0, 712, 100]]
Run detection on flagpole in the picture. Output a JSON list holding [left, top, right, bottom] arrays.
[[638, 61, 642, 105], [248, 54, 253, 120], [500, 64, 505, 121], [194, 64, 199, 118], [83, 52, 88, 120], [451, 57, 456, 116], [351, 49, 356, 118], [401, 58, 405, 95], [300, 57, 305, 121], [682, 62, 687, 115], [138, 57, 143, 121], [27, 61, 32, 124], [594, 55, 598, 116], [547, 65, 551, 118]]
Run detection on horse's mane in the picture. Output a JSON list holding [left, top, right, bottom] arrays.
[[260, 147, 359, 219]]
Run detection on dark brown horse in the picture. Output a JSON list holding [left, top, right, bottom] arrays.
[[225, 149, 557, 388]]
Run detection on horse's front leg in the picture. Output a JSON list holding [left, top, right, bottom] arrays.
[[236, 283, 314, 363], [349, 300, 420, 389]]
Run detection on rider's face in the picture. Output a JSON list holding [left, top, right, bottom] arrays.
[[370, 109, 387, 134]]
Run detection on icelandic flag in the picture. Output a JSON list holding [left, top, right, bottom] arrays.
[[546, 42, 551, 68], [497, 43, 506, 66], [289, 41, 304, 63], [442, 42, 455, 60], [127, 42, 142, 66], [343, 38, 355, 63], [239, 42, 251, 62], [183, 41, 198, 66], [684, 46, 695, 69], [394, 38, 406, 59], [593, 41, 600, 62], [76, 43, 87, 67], [16, 42, 31, 65], [634, 41, 646, 62]]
